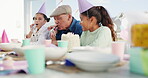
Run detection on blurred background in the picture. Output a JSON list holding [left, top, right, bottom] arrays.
[[0, 0, 148, 41]]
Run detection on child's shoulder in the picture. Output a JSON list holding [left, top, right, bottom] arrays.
[[101, 26, 110, 30], [100, 26, 111, 33]]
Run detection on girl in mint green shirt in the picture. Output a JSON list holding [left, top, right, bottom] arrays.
[[80, 6, 116, 47]]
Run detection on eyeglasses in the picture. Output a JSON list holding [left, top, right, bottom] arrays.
[[54, 14, 68, 21]]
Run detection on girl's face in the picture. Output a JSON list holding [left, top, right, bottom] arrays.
[[80, 14, 91, 31], [34, 14, 47, 27]]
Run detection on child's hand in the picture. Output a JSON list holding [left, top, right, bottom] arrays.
[[30, 24, 35, 32]]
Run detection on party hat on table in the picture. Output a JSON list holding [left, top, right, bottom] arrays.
[[1, 29, 10, 43], [37, 2, 46, 15], [77, 0, 93, 13]]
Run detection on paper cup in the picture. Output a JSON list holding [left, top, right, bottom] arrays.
[[57, 41, 68, 48], [112, 41, 125, 61], [44, 40, 52, 47], [22, 39, 30, 46], [24, 45, 45, 74], [11, 39, 18, 43]]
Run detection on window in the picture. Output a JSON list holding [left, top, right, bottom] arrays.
[[0, 0, 24, 41]]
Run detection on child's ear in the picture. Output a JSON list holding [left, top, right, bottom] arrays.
[[90, 16, 95, 22], [90, 16, 97, 25], [89, 16, 95, 23], [44, 20, 47, 22]]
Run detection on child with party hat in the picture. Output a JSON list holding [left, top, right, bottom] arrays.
[[78, 0, 116, 47], [26, 2, 50, 44]]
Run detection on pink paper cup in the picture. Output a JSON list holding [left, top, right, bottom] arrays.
[[11, 39, 18, 43], [44, 40, 52, 47], [112, 41, 125, 61]]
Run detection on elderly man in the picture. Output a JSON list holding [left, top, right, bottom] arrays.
[[49, 5, 82, 45]]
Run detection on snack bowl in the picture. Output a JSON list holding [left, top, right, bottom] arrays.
[[45, 47, 67, 60], [0, 43, 22, 51], [67, 52, 119, 72], [13, 47, 24, 56]]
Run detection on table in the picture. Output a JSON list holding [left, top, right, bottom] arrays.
[[0, 63, 147, 78]]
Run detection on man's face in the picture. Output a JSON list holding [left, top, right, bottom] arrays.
[[54, 14, 69, 30]]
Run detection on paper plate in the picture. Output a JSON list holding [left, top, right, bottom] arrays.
[[66, 52, 120, 72]]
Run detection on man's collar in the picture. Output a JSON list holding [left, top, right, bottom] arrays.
[[68, 17, 76, 31]]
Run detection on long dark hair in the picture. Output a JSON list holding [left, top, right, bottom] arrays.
[[33, 13, 50, 22], [81, 6, 116, 41]]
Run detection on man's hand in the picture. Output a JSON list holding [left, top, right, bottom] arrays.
[[48, 24, 57, 31], [50, 31, 56, 41], [50, 31, 58, 46]]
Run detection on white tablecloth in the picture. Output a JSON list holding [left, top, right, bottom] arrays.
[[0, 63, 147, 78]]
